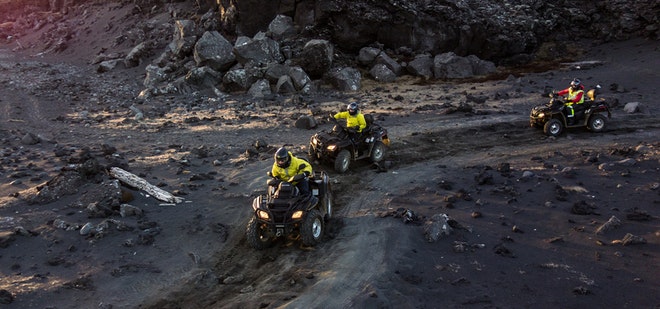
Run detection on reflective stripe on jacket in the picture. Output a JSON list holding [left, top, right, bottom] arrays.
[[557, 88, 585, 105]]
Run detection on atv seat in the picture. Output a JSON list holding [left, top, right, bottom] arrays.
[[362, 113, 375, 133], [364, 113, 374, 126], [586, 89, 597, 101]]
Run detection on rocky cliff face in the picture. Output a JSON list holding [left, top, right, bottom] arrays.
[[219, 0, 658, 62], [2, 0, 657, 63], [1, 0, 657, 98]]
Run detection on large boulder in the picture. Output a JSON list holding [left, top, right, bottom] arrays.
[[297, 39, 334, 79], [369, 64, 396, 83], [247, 79, 272, 98], [357, 47, 382, 66], [222, 61, 264, 92], [375, 52, 403, 76], [433, 52, 474, 79], [171, 20, 197, 57], [185, 66, 222, 88], [407, 54, 434, 79], [288, 66, 312, 92], [193, 31, 236, 71], [267, 14, 297, 40], [327, 67, 361, 92], [234, 32, 284, 65], [467, 55, 497, 76]]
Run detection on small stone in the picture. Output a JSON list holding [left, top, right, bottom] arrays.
[[80, 222, 95, 236], [0, 289, 14, 304]]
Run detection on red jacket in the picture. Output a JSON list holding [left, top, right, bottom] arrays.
[[557, 85, 585, 104]]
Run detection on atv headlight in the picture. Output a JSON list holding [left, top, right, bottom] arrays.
[[291, 210, 304, 220], [257, 210, 270, 220], [326, 145, 337, 152], [537, 112, 545, 118]]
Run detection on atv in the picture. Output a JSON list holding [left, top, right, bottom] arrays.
[[246, 167, 332, 250], [530, 85, 611, 137], [308, 114, 390, 173]]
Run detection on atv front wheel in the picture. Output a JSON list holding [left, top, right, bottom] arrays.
[[301, 209, 324, 246], [543, 118, 563, 137], [334, 150, 351, 173], [246, 217, 272, 250], [370, 141, 386, 162], [588, 114, 607, 132]]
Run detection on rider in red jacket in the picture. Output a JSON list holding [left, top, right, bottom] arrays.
[[557, 78, 585, 124]]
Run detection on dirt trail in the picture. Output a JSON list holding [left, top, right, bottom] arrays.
[[0, 29, 658, 309]]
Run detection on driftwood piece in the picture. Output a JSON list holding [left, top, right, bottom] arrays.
[[109, 167, 184, 204], [560, 60, 604, 70]]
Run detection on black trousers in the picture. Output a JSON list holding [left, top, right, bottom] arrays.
[[296, 179, 310, 196]]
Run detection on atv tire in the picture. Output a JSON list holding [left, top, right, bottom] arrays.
[[588, 114, 606, 132], [246, 217, 272, 250], [544, 118, 563, 137], [334, 150, 351, 174], [301, 209, 324, 246], [370, 141, 386, 162]]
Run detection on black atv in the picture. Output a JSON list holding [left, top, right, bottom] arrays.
[[246, 168, 332, 250], [308, 114, 390, 173], [530, 85, 611, 137]]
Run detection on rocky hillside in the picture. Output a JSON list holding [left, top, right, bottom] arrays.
[[3, 0, 657, 60], [0, 0, 657, 104]]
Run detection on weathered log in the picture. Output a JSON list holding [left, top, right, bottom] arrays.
[[560, 60, 604, 70], [109, 167, 184, 203]]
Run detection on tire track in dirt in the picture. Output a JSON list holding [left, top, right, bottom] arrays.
[[387, 112, 660, 169], [0, 60, 67, 137], [300, 111, 660, 308], [137, 108, 660, 308]]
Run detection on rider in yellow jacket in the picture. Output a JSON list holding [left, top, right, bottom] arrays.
[[271, 147, 313, 196], [334, 102, 366, 133]]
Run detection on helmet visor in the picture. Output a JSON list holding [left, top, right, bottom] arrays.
[[570, 79, 580, 88]]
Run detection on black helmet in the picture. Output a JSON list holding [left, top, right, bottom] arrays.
[[274, 147, 291, 168], [570, 78, 581, 90], [347, 102, 359, 115]]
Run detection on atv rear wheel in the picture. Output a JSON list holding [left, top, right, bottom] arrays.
[[246, 217, 272, 250], [543, 118, 563, 137], [334, 150, 351, 173], [370, 141, 386, 162], [301, 209, 324, 246], [588, 114, 606, 132]]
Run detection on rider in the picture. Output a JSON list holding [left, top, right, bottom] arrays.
[[333, 101, 367, 141], [271, 147, 316, 203], [556, 78, 585, 124]]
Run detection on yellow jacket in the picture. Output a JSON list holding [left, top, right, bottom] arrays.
[[271, 152, 313, 183], [557, 87, 585, 105], [334, 111, 367, 132]]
